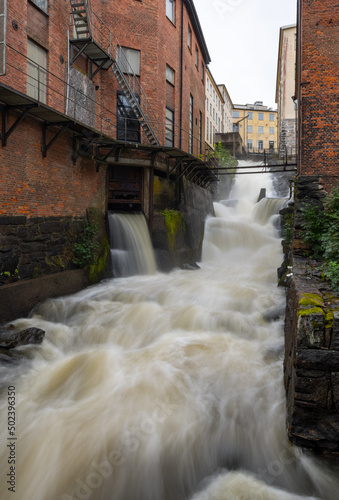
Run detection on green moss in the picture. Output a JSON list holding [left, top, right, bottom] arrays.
[[298, 307, 325, 317], [160, 209, 185, 252], [325, 310, 334, 329], [88, 236, 110, 283]]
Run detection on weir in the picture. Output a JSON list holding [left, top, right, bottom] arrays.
[[108, 212, 157, 277], [0, 167, 338, 500]]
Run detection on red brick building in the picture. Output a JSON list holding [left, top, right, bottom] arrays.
[[0, 0, 215, 285], [296, 0, 339, 191]]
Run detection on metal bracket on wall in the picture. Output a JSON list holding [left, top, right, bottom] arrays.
[[41, 121, 70, 158], [0, 104, 36, 147]]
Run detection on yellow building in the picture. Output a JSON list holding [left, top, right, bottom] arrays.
[[232, 101, 278, 153]]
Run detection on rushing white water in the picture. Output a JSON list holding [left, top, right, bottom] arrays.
[[108, 212, 157, 277], [1, 170, 339, 500]]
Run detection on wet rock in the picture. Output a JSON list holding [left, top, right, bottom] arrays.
[[0, 327, 45, 349], [180, 262, 201, 271], [0, 348, 24, 364]]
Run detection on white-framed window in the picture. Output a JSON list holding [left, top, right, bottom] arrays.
[[27, 39, 47, 103], [233, 110, 239, 118], [269, 113, 275, 121], [248, 125, 253, 133], [206, 117, 209, 141], [269, 140, 275, 151], [258, 140, 264, 150], [258, 112, 264, 120], [258, 126, 264, 134], [206, 98, 209, 111], [166, 0, 175, 23], [166, 64, 175, 85], [269, 127, 274, 134], [117, 46, 140, 75], [247, 112, 253, 120], [31, 0, 47, 12], [248, 139, 253, 150]]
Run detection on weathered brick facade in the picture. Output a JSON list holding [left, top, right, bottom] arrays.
[[297, 0, 339, 191], [0, 0, 211, 292]]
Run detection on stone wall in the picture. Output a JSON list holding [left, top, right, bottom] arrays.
[[284, 175, 339, 458], [0, 215, 85, 285], [284, 272, 339, 458]]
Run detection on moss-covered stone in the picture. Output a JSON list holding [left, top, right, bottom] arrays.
[[160, 209, 185, 252]]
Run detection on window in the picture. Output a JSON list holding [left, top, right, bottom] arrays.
[[166, 0, 175, 23], [206, 99, 209, 111], [27, 39, 47, 103], [269, 113, 275, 121], [195, 46, 198, 68], [233, 110, 239, 118], [247, 112, 253, 120], [117, 91, 140, 143], [189, 94, 193, 154], [210, 103, 212, 114], [201, 63, 204, 82], [233, 124, 238, 132], [117, 47, 140, 75], [269, 127, 274, 135], [258, 140, 264, 150], [248, 125, 253, 133], [166, 64, 175, 85], [206, 117, 209, 141], [213, 108, 215, 120], [187, 25, 192, 50], [165, 107, 174, 147], [247, 139, 253, 150], [31, 0, 47, 12], [258, 113, 264, 120], [258, 126, 264, 134], [269, 140, 274, 152]]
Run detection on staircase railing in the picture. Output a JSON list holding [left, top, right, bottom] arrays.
[[69, 0, 161, 145]]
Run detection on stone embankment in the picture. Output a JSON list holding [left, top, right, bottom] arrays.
[[282, 176, 339, 458]]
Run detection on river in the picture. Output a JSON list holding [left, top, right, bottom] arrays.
[[0, 168, 338, 500]]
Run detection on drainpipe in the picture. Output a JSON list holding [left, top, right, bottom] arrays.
[[179, 0, 184, 150], [297, 0, 302, 176]]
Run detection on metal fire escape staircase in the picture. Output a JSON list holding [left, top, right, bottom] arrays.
[[69, 0, 159, 146]]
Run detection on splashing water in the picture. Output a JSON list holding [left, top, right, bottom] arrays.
[[0, 169, 338, 500]]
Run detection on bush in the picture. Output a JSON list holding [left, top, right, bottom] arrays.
[[72, 221, 100, 267], [301, 184, 339, 289]]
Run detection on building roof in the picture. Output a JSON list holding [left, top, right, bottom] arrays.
[[184, 0, 211, 65]]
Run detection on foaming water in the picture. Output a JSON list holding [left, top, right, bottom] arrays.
[[0, 171, 338, 500]]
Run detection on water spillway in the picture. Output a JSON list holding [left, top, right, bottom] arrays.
[[0, 170, 339, 500], [108, 212, 157, 277]]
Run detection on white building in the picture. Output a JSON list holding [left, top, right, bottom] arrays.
[[205, 68, 224, 150], [218, 84, 233, 134]]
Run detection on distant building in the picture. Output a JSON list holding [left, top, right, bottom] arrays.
[[232, 102, 278, 153], [205, 68, 224, 150], [276, 24, 297, 156], [218, 84, 233, 135]]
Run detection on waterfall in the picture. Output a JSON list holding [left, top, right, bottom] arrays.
[[0, 168, 338, 500], [108, 212, 157, 277]]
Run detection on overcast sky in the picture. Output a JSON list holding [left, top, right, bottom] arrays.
[[193, 0, 297, 109]]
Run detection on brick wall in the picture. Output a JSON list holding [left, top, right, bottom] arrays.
[[298, 0, 339, 191]]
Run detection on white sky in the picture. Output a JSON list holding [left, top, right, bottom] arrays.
[[193, 0, 297, 109]]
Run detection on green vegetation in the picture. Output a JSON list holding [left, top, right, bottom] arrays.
[[212, 142, 238, 170], [160, 209, 185, 251], [72, 221, 100, 267], [301, 184, 339, 291], [282, 211, 294, 244]]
